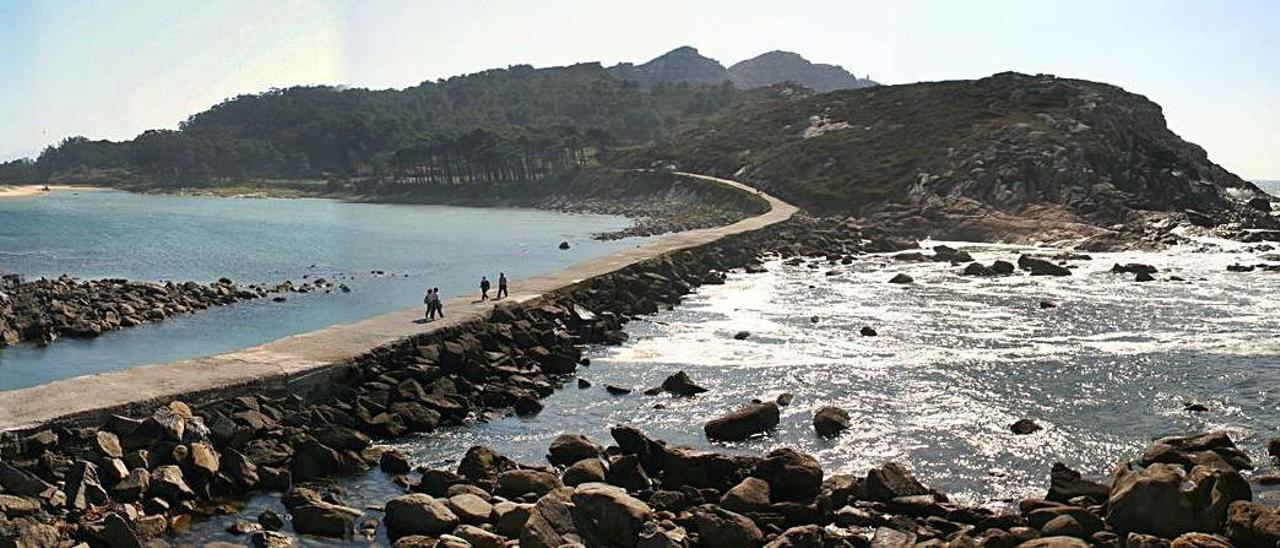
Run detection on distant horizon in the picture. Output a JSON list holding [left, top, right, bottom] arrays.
[[2, 0, 1277, 179]]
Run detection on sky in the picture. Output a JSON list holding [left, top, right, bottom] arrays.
[[1, 0, 1277, 179]]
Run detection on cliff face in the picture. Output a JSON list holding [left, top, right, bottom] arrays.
[[622, 72, 1272, 246], [727, 50, 876, 92]]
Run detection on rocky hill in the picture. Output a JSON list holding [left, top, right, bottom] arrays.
[[728, 50, 876, 92], [608, 46, 875, 92], [619, 72, 1274, 247]]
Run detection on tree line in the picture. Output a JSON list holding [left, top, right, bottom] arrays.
[[12, 62, 745, 188]]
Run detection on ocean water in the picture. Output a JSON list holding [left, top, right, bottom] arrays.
[[1256, 180, 1280, 196], [182, 236, 1280, 544], [0, 190, 638, 390]]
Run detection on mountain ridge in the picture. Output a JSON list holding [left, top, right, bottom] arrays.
[[606, 46, 876, 91]]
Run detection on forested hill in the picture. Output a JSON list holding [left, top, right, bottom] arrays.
[[7, 62, 786, 187]]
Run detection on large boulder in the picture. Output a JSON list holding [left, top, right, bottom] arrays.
[[751, 448, 823, 502], [862, 462, 931, 502], [704, 402, 780, 441], [282, 488, 362, 538], [692, 504, 765, 547], [548, 434, 602, 467], [520, 490, 580, 547], [1140, 432, 1253, 472], [812, 406, 850, 437], [64, 460, 109, 510], [1047, 462, 1110, 504], [1106, 462, 1250, 538], [457, 445, 516, 489], [497, 469, 563, 499], [570, 483, 654, 546], [1225, 501, 1280, 548], [720, 477, 771, 513], [383, 493, 459, 540], [563, 459, 607, 487]]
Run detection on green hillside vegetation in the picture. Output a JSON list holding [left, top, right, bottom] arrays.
[[23, 63, 766, 188]]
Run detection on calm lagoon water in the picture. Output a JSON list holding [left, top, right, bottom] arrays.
[[0, 190, 638, 390]]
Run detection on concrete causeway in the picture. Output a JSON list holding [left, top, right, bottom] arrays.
[[0, 173, 797, 432]]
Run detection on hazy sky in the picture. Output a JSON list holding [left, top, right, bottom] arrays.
[[2, 0, 1277, 178]]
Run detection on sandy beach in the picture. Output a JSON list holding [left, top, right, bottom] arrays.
[[0, 184, 110, 199]]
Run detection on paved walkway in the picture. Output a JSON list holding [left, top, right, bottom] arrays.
[[0, 173, 797, 432]]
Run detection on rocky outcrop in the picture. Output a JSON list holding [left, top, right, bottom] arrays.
[[728, 50, 876, 92], [0, 275, 321, 348]]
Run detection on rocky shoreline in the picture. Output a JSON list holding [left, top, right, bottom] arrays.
[[5, 215, 1279, 547], [0, 275, 344, 348]]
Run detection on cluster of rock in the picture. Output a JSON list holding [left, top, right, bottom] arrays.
[[0, 275, 325, 347], [359, 428, 1280, 547]]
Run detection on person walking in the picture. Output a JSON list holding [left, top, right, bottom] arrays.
[[430, 287, 443, 319], [480, 276, 491, 301], [497, 272, 508, 299], [423, 288, 434, 320]]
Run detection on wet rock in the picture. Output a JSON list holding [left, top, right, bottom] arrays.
[[578, 378, 592, 389], [692, 504, 764, 547], [776, 393, 794, 406], [1112, 263, 1158, 275], [1047, 462, 1110, 504], [380, 449, 412, 475], [258, 509, 285, 531], [514, 395, 545, 416], [813, 406, 851, 437], [1040, 300, 1057, 309], [859, 326, 878, 337], [1135, 271, 1156, 282], [863, 462, 932, 502], [383, 493, 459, 540], [888, 273, 914, 284], [570, 483, 654, 546], [548, 434, 602, 467], [458, 445, 515, 489], [283, 488, 362, 538], [704, 401, 780, 441], [1011, 419, 1042, 435], [661, 371, 708, 396], [720, 477, 771, 513], [1184, 402, 1210, 413], [1041, 514, 1086, 538], [606, 384, 633, 395], [1018, 255, 1072, 276], [251, 531, 297, 548], [733, 331, 751, 340], [559, 241, 571, 250]]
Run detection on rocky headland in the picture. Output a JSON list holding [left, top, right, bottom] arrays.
[[623, 72, 1277, 250], [0, 275, 343, 348]]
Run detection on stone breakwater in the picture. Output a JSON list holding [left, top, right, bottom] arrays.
[[0, 275, 340, 348]]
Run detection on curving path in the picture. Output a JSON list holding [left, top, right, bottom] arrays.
[[0, 173, 797, 432]]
